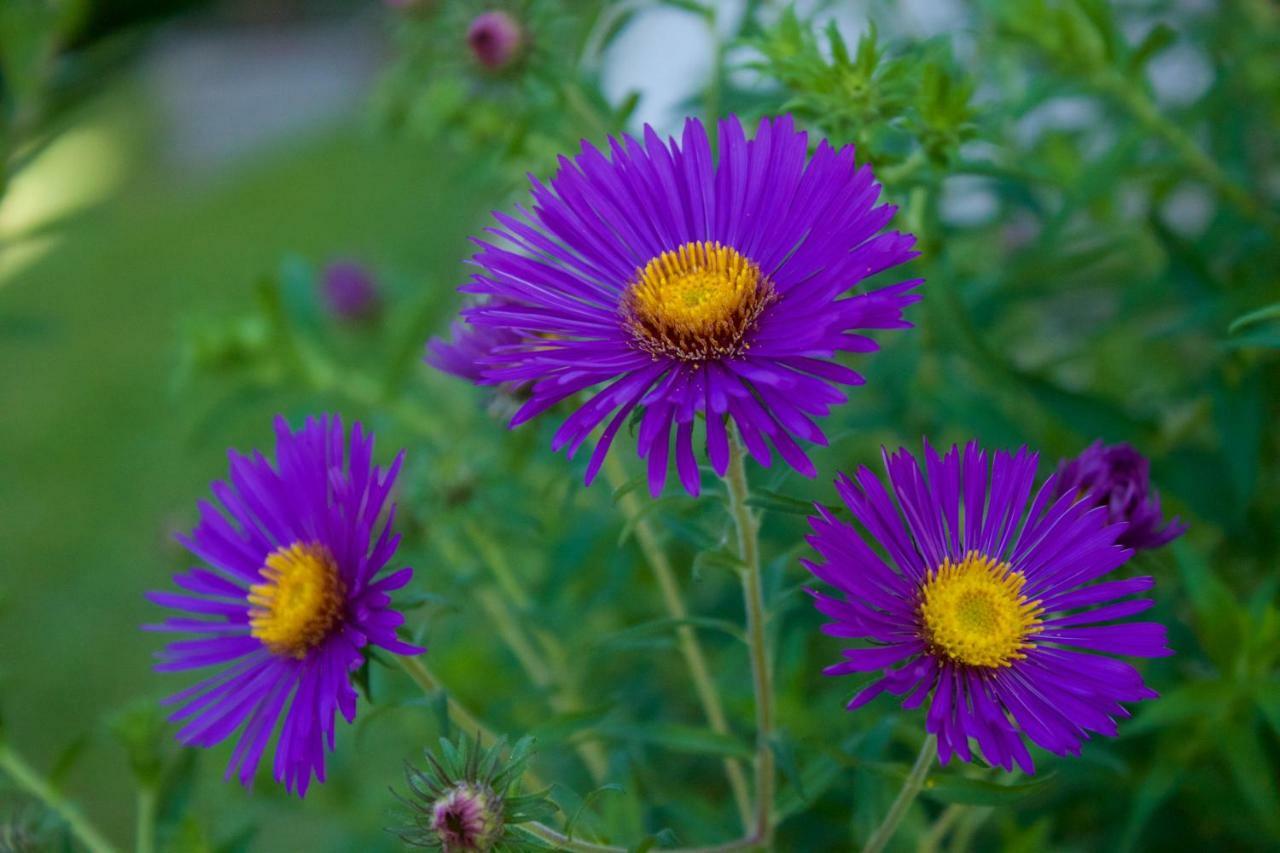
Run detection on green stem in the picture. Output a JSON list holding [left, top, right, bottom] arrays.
[[473, 585, 609, 783], [135, 785, 157, 853], [945, 806, 991, 853], [397, 654, 495, 740], [0, 743, 120, 853], [916, 804, 964, 853], [723, 427, 775, 847], [603, 452, 753, 830], [1092, 69, 1280, 241], [863, 735, 937, 853]]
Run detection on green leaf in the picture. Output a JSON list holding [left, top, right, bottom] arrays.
[[774, 755, 841, 821], [632, 828, 681, 852], [691, 546, 744, 579], [1228, 301, 1280, 334], [1127, 23, 1177, 71], [591, 723, 753, 759], [48, 734, 89, 789], [919, 772, 1056, 806], [564, 783, 625, 840], [769, 731, 807, 802], [745, 488, 817, 517], [595, 617, 745, 650]]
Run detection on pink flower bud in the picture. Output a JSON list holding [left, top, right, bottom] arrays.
[[466, 11, 523, 70]]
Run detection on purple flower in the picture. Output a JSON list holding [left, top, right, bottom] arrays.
[[803, 442, 1171, 773], [467, 11, 524, 70], [426, 313, 521, 385], [1054, 441, 1186, 552], [146, 415, 423, 796], [452, 115, 920, 497], [321, 261, 381, 322]]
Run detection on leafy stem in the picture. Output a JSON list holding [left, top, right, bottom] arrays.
[[724, 425, 776, 848], [603, 451, 753, 829]]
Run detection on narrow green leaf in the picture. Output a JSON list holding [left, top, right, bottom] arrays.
[[595, 616, 745, 649], [564, 783, 625, 840], [590, 723, 753, 759], [1127, 23, 1176, 71], [920, 772, 1056, 806], [770, 731, 807, 802], [1228, 301, 1280, 334], [745, 488, 817, 517]]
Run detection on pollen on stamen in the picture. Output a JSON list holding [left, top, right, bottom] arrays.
[[918, 551, 1044, 669], [621, 240, 777, 362], [248, 542, 346, 658]]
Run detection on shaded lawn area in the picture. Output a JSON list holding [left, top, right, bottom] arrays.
[[0, 81, 487, 845]]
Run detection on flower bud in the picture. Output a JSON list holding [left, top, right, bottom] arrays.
[[320, 261, 381, 323], [393, 733, 550, 852], [1053, 441, 1186, 551], [431, 782, 504, 851], [466, 11, 524, 71]]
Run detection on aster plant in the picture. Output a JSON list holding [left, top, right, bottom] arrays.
[[17, 2, 1269, 851], [438, 114, 920, 497], [145, 415, 424, 795]]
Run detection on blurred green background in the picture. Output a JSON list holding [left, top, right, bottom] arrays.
[[1, 0, 1278, 851]]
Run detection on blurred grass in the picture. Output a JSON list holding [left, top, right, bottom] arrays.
[[0, 77, 486, 846]]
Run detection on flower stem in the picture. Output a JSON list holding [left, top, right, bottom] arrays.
[[135, 785, 156, 853], [603, 452, 753, 830], [863, 735, 937, 853], [444, 524, 608, 783], [0, 743, 119, 853], [916, 803, 964, 853], [396, 656, 497, 745], [723, 426, 775, 848]]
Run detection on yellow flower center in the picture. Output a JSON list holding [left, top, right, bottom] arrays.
[[918, 551, 1044, 669], [621, 241, 777, 362], [248, 542, 346, 658]]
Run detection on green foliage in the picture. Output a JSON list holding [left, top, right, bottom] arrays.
[[2, 1, 1279, 852]]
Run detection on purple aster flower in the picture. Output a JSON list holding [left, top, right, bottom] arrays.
[[321, 260, 382, 323], [455, 115, 921, 497], [803, 442, 1171, 773], [467, 11, 524, 70], [1053, 441, 1186, 552], [145, 415, 424, 796]]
